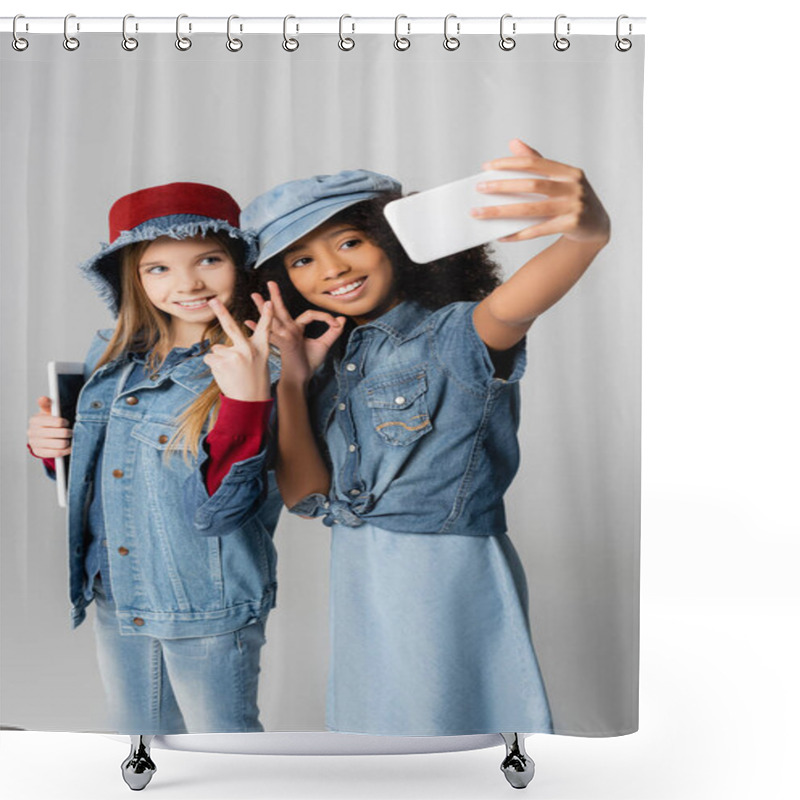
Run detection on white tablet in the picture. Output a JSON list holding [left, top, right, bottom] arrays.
[[46, 361, 85, 508], [383, 169, 547, 264]]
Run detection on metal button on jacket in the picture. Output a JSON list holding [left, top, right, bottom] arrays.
[[125, 396, 139, 405], [64, 329, 282, 637]]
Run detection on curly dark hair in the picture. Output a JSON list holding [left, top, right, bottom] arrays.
[[252, 194, 503, 323]]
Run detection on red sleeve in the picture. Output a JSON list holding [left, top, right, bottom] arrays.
[[28, 444, 56, 473], [204, 396, 273, 496]]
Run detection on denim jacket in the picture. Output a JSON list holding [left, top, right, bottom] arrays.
[[291, 301, 526, 536], [66, 331, 282, 637]]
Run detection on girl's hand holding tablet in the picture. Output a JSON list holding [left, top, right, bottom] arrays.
[[27, 396, 72, 458], [204, 296, 274, 402], [474, 138, 610, 246]]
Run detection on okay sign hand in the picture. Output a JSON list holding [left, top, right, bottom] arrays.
[[204, 298, 273, 401], [250, 281, 346, 387]]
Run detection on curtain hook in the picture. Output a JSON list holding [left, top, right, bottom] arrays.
[[63, 13, 80, 51], [443, 14, 460, 51], [122, 14, 139, 51], [499, 14, 516, 51], [282, 15, 299, 51], [394, 15, 410, 51], [12, 14, 29, 52], [339, 14, 355, 51], [553, 14, 570, 51], [615, 15, 632, 51], [226, 15, 243, 52], [175, 14, 192, 51]]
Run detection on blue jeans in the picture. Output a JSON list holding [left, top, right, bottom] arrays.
[[92, 580, 266, 733]]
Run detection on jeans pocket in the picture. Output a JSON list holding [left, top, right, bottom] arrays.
[[363, 366, 433, 446]]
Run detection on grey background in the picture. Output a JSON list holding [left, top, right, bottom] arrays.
[[1, 33, 642, 735]]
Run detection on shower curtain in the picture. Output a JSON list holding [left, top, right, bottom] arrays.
[[1, 23, 643, 738]]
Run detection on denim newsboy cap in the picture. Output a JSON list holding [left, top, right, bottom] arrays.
[[242, 170, 402, 267]]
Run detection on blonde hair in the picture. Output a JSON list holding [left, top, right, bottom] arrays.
[[94, 234, 244, 459]]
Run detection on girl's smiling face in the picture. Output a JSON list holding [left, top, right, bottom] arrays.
[[282, 223, 399, 325], [138, 236, 237, 346]]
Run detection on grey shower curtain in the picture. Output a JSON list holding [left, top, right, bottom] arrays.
[[1, 30, 643, 736]]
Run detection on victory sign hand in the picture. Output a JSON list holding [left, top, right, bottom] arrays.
[[204, 298, 273, 401]]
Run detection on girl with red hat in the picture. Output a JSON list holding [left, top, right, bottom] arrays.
[[26, 182, 282, 734]]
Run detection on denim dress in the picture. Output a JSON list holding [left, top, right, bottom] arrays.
[[293, 300, 553, 735]]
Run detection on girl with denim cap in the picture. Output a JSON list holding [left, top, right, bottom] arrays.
[[243, 139, 610, 736], [27, 182, 282, 734]]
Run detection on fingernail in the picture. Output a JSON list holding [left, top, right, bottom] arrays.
[[470, 208, 485, 217], [477, 182, 488, 191]]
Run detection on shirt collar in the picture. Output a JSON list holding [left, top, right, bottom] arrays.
[[355, 300, 432, 343]]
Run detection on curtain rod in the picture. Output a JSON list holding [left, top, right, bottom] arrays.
[[1, 16, 645, 36]]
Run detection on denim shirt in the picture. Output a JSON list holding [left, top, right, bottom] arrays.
[[66, 330, 282, 637], [291, 300, 526, 536]]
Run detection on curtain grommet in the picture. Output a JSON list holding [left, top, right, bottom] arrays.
[[121, 14, 138, 51], [226, 15, 243, 52], [282, 15, 299, 51], [338, 15, 355, 51], [499, 14, 516, 51], [175, 14, 192, 51], [12, 15, 29, 51], [443, 14, 460, 51], [63, 14, 80, 51], [394, 15, 410, 51], [615, 15, 632, 51], [553, 14, 570, 51]]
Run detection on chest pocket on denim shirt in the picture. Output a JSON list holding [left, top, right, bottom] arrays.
[[131, 421, 178, 451], [363, 366, 433, 446]]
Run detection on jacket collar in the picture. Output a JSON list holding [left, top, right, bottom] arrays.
[[129, 340, 207, 367], [98, 341, 210, 390]]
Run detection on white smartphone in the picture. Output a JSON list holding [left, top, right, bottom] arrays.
[[47, 361, 85, 508], [383, 169, 547, 264]]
